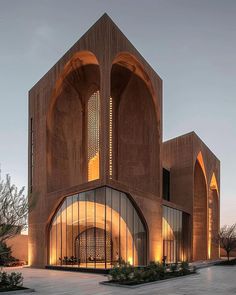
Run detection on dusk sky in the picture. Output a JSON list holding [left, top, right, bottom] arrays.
[[0, 0, 235, 225]]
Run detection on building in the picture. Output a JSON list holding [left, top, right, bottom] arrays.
[[28, 14, 220, 271]]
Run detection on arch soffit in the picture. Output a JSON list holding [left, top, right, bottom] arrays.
[[47, 51, 100, 131], [111, 52, 160, 121]]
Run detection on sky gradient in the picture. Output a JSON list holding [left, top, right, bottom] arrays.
[[0, 0, 235, 225]]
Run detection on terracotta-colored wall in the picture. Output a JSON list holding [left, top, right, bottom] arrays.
[[193, 161, 207, 260], [29, 14, 220, 268], [6, 235, 28, 263], [28, 14, 162, 267], [162, 132, 220, 261]]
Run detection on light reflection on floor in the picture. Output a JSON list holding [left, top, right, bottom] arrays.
[[52, 262, 113, 269]]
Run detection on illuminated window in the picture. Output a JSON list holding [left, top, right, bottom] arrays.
[[87, 91, 100, 181], [162, 205, 190, 263], [109, 97, 113, 179], [49, 187, 147, 269]]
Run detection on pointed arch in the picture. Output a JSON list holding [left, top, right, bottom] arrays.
[[208, 173, 220, 259], [193, 152, 208, 261], [110, 52, 160, 194], [46, 51, 100, 192]]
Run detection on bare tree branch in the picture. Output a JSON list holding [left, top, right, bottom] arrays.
[[214, 224, 236, 261]]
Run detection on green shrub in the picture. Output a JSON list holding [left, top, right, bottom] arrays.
[[146, 261, 165, 280], [0, 242, 16, 266], [108, 260, 193, 285], [0, 271, 23, 289], [179, 261, 191, 275], [7, 272, 23, 287], [109, 260, 134, 282], [170, 263, 179, 272]]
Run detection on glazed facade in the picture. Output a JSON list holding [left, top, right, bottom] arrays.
[[49, 187, 147, 268]]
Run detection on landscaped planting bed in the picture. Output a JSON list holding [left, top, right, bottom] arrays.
[[105, 261, 196, 286], [0, 270, 30, 293]]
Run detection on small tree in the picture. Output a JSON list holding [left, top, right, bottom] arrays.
[[218, 224, 236, 261], [0, 174, 28, 244], [0, 172, 35, 261]]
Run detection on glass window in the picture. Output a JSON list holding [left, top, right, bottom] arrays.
[[163, 168, 170, 201], [49, 187, 147, 269], [162, 205, 190, 263]]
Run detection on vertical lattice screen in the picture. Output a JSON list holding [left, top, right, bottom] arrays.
[[88, 91, 100, 181], [109, 97, 113, 179]]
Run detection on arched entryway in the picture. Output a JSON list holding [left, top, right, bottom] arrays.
[[49, 187, 147, 269]]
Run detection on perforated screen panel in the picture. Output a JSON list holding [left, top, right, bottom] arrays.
[[88, 91, 100, 181]]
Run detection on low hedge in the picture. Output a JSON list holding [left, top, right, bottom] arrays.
[[108, 261, 196, 285]]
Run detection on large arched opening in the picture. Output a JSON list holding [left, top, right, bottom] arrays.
[[193, 152, 208, 261], [109, 52, 159, 194], [49, 187, 147, 269], [47, 51, 100, 192]]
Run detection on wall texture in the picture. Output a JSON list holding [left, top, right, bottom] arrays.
[[28, 14, 162, 267], [29, 14, 220, 268], [7, 235, 28, 263], [162, 132, 220, 261]]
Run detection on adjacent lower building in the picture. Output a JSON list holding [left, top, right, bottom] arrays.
[[28, 14, 220, 270]]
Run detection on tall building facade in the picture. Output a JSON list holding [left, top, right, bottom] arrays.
[[28, 14, 220, 270]]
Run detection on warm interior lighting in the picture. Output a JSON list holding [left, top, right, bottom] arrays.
[[162, 217, 174, 240], [162, 206, 190, 263], [88, 153, 100, 181], [49, 188, 147, 268], [88, 91, 100, 181], [128, 256, 133, 265]]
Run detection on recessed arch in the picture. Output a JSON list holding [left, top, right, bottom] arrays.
[[110, 52, 159, 194], [112, 52, 157, 102], [193, 152, 208, 260], [208, 173, 220, 259], [46, 51, 100, 192]]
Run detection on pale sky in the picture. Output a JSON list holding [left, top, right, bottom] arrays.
[[0, 0, 235, 225]]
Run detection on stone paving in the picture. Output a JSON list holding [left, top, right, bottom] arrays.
[[3, 265, 236, 294]]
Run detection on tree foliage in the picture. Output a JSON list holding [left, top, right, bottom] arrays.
[[0, 173, 28, 244]]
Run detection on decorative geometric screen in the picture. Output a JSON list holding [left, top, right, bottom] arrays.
[[87, 91, 100, 181]]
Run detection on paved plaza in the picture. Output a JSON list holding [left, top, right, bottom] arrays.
[[4, 265, 236, 295]]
